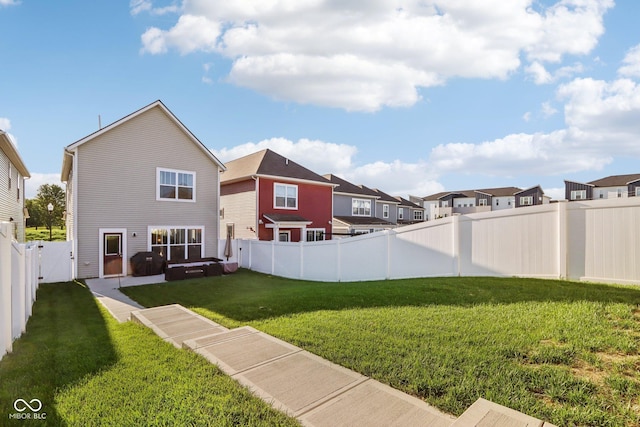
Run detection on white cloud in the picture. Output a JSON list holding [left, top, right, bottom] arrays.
[[0, 0, 19, 6], [25, 173, 64, 199], [346, 160, 443, 197], [138, 0, 613, 111], [0, 117, 10, 131], [522, 112, 532, 122], [130, 0, 179, 16], [543, 187, 565, 201], [618, 44, 640, 78], [526, 61, 584, 84], [541, 102, 558, 117]]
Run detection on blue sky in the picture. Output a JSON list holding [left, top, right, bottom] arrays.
[[2, 0, 640, 200]]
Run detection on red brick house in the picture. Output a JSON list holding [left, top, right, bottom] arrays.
[[220, 149, 334, 242]]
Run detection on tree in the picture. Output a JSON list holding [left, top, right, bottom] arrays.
[[34, 184, 66, 229], [25, 198, 45, 228]]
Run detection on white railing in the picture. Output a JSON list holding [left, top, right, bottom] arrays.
[[237, 198, 640, 286], [1, 222, 39, 360]]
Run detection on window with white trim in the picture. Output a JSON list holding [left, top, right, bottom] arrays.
[[150, 227, 203, 260], [306, 228, 325, 242], [274, 183, 298, 209], [636, 187, 640, 197], [157, 168, 195, 201], [398, 207, 404, 219], [571, 190, 586, 200], [479, 198, 487, 206], [413, 210, 423, 221], [352, 198, 371, 216], [382, 204, 389, 218], [520, 196, 533, 206], [441, 201, 449, 207]]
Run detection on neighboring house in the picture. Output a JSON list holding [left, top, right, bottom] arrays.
[[0, 130, 30, 242], [368, 187, 400, 225], [61, 100, 225, 279], [422, 186, 547, 220], [324, 174, 395, 237], [565, 173, 640, 201], [220, 149, 334, 242], [395, 196, 426, 225]]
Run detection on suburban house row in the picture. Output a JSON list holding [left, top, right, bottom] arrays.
[[2, 100, 639, 280]]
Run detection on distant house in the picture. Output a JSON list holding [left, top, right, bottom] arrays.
[[61, 100, 225, 279], [324, 174, 395, 237], [422, 186, 548, 220], [565, 174, 640, 201], [220, 149, 334, 242], [395, 196, 426, 225], [0, 130, 30, 242]]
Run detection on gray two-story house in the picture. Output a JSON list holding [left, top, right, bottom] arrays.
[[323, 174, 395, 237]]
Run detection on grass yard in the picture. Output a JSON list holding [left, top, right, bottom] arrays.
[[25, 226, 66, 242], [122, 270, 640, 426], [0, 281, 299, 426]]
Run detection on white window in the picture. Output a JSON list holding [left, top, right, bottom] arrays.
[[571, 190, 586, 200], [352, 198, 371, 216], [306, 228, 325, 242], [479, 198, 487, 206], [278, 231, 291, 242], [157, 168, 195, 201], [520, 196, 533, 206], [617, 188, 623, 198], [636, 187, 640, 197], [398, 208, 404, 220], [413, 210, 423, 221], [382, 204, 389, 218], [441, 201, 449, 207], [274, 183, 298, 209], [150, 227, 203, 260]]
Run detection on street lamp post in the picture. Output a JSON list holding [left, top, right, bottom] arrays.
[[47, 203, 54, 241]]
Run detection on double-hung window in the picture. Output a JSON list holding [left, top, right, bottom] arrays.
[[478, 198, 487, 206], [352, 198, 371, 216], [520, 196, 533, 206], [157, 168, 195, 201], [636, 187, 640, 197], [382, 204, 389, 218], [274, 183, 297, 209], [571, 190, 586, 200], [398, 208, 404, 220], [413, 210, 423, 221]]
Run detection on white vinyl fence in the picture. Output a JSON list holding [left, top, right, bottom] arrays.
[[237, 198, 640, 285], [1, 222, 39, 359]]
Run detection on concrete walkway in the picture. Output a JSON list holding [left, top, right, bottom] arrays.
[[85, 275, 164, 322]]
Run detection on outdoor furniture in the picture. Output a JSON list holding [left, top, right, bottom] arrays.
[[165, 257, 223, 281]]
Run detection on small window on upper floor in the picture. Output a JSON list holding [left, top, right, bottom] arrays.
[[274, 183, 298, 209], [157, 168, 196, 202], [571, 190, 586, 200], [520, 196, 533, 206]]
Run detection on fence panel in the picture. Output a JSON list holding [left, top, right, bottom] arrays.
[[339, 233, 388, 281], [1, 223, 12, 358], [38, 240, 73, 283], [302, 240, 341, 282]]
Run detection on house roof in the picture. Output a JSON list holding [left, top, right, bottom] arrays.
[[423, 186, 523, 201], [323, 174, 379, 198], [362, 186, 400, 204], [0, 130, 30, 178], [263, 213, 313, 224], [333, 216, 395, 226], [514, 185, 544, 195], [395, 196, 424, 209], [61, 100, 225, 181], [222, 149, 333, 186], [588, 173, 640, 187]]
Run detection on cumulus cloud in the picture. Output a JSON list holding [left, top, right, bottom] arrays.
[[0, 0, 19, 6], [525, 61, 584, 84], [130, 0, 178, 16], [618, 44, 640, 78], [137, 0, 613, 111], [213, 137, 441, 196], [24, 173, 63, 199]]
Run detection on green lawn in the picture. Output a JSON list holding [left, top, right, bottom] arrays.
[[25, 226, 66, 242], [0, 281, 299, 427], [122, 270, 640, 426]]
